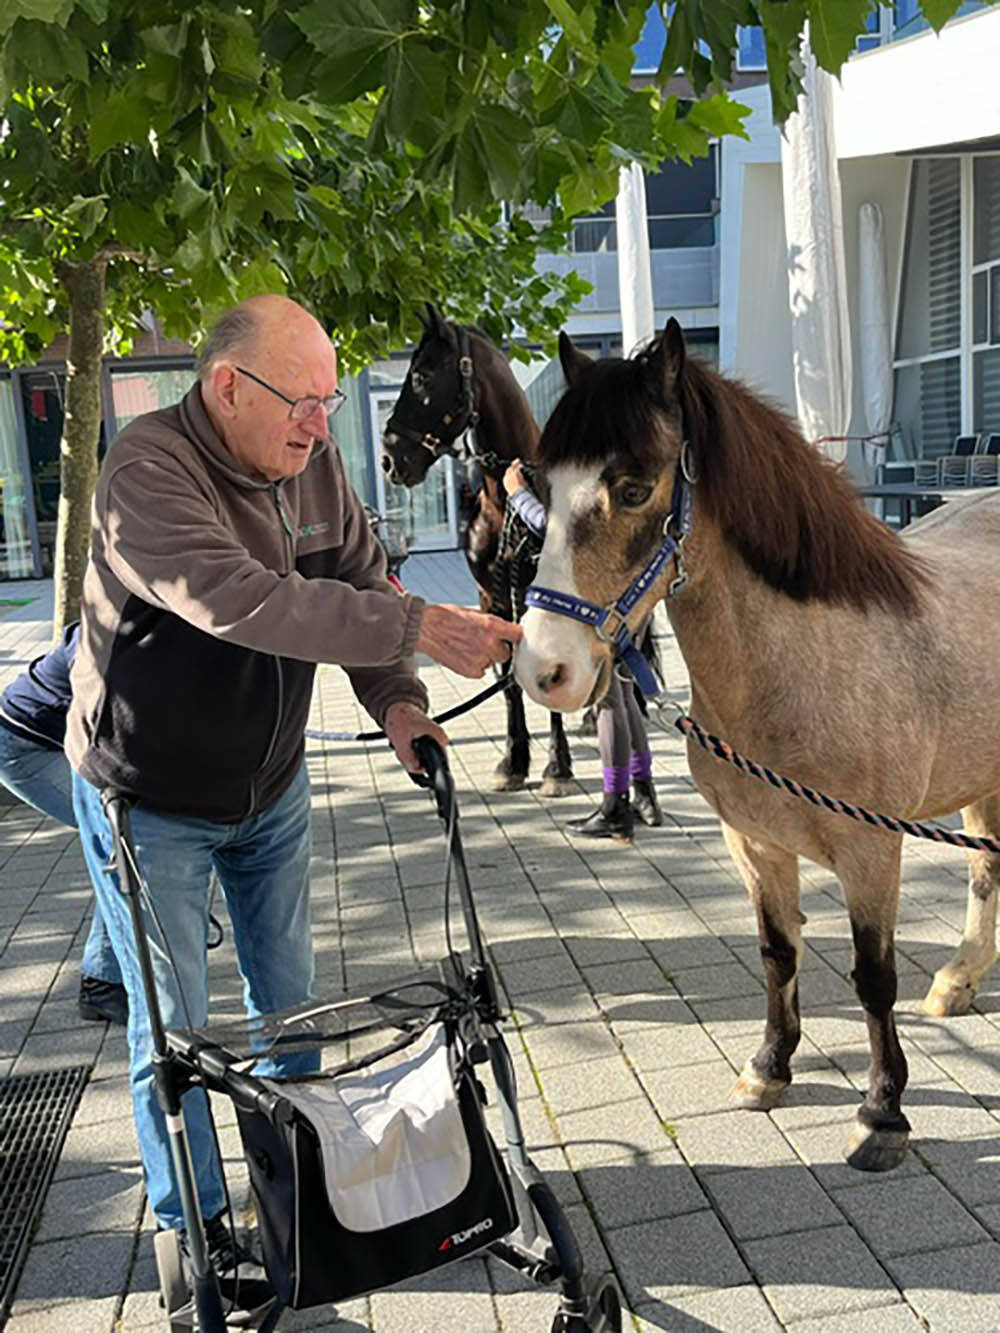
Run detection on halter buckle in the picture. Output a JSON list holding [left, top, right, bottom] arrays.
[[596, 604, 628, 646], [458, 355, 473, 377], [419, 433, 442, 456]]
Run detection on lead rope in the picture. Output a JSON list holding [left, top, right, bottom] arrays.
[[666, 705, 1000, 856]]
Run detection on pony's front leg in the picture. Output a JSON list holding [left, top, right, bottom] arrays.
[[841, 839, 910, 1172], [925, 792, 1000, 1017], [539, 712, 573, 797], [493, 678, 530, 791], [722, 824, 803, 1111]]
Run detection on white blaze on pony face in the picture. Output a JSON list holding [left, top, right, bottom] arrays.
[[514, 463, 610, 712]]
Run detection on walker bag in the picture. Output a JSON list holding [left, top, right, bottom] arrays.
[[234, 1022, 517, 1308]]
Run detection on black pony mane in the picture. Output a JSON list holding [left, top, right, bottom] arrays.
[[540, 348, 926, 615]]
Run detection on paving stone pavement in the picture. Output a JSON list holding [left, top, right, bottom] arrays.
[[2, 555, 1000, 1332]]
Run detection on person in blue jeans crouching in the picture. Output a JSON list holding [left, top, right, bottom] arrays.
[[0, 623, 127, 1024]]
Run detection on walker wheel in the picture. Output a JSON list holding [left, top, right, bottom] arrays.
[[154, 1228, 194, 1331], [550, 1276, 622, 1333]]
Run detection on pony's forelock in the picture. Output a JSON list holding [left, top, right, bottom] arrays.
[[540, 347, 927, 615]]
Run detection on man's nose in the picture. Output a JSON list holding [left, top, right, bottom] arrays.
[[308, 402, 330, 440]]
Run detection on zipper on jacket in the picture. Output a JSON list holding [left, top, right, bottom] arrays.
[[246, 655, 285, 819], [245, 486, 292, 818], [272, 484, 295, 568]]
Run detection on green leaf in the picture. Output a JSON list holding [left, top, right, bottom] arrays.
[[73, 0, 109, 23], [809, 0, 874, 75], [140, 20, 191, 58], [89, 92, 146, 158], [0, 0, 72, 37], [296, 0, 416, 102], [541, 0, 595, 51], [382, 40, 447, 142], [171, 166, 211, 221], [920, 0, 970, 27], [64, 193, 107, 238]]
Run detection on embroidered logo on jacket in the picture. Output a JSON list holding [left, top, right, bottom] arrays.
[[297, 521, 330, 539]]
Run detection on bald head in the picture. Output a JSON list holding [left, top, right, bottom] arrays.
[[198, 295, 331, 381], [199, 295, 339, 482]]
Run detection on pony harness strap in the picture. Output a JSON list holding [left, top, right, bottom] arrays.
[[524, 451, 694, 698]]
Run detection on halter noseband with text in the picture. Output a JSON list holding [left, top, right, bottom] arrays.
[[386, 324, 479, 461], [524, 443, 695, 698]]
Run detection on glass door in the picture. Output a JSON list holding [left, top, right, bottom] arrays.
[[370, 389, 459, 550]]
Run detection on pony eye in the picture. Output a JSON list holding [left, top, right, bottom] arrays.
[[619, 482, 652, 509]]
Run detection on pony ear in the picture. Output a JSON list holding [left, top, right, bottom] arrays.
[[421, 302, 445, 332], [652, 317, 686, 394], [558, 331, 592, 385], [422, 302, 457, 346]]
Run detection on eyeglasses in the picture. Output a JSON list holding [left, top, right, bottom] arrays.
[[235, 366, 346, 421]]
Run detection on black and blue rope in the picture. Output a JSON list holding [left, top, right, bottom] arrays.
[[673, 712, 1000, 857]]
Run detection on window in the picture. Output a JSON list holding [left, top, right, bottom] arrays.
[[736, 26, 766, 71], [895, 154, 1000, 456], [0, 377, 34, 579], [972, 157, 1000, 433], [109, 365, 195, 434], [894, 159, 962, 457], [571, 148, 718, 253]]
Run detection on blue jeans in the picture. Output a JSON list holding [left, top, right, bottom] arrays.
[[73, 763, 317, 1230], [0, 723, 121, 986]]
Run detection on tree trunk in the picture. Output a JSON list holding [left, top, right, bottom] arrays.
[[52, 259, 106, 642]]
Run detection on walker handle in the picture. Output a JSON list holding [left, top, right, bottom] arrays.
[[410, 735, 454, 821]]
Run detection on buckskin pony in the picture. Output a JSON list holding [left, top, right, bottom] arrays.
[[514, 317, 1000, 1171]]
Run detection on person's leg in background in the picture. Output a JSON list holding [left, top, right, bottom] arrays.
[[566, 672, 634, 842], [623, 672, 664, 827], [215, 762, 317, 1079], [0, 725, 127, 1022]]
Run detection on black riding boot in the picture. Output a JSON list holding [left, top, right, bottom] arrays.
[[566, 793, 634, 842], [632, 779, 663, 827]]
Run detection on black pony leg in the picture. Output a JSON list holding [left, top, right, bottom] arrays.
[[540, 711, 574, 797], [845, 918, 910, 1172], [493, 679, 530, 791]]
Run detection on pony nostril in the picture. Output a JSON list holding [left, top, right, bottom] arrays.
[[537, 663, 566, 694], [381, 454, 393, 474]]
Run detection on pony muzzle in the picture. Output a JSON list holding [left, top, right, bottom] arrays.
[[514, 609, 605, 712]]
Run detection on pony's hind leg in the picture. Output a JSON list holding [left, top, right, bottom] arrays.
[[722, 824, 803, 1112], [840, 839, 911, 1172], [925, 792, 1000, 1017], [493, 678, 530, 791], [539, 711, 573, 797]]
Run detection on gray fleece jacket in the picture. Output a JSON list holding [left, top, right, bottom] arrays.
[[67, 384, 427, 822]]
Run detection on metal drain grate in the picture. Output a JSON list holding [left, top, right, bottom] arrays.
[[0, 1065, 89, 1324]]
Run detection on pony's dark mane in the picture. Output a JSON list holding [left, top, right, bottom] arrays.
[[541, 350, 927, 615]]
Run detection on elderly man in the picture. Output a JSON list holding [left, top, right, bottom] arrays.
[[67, 294, 519, 1312]]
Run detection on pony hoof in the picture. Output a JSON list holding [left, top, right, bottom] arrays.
[[924, 976, 976, 1018], [492, 769, 527, 792], [729, 1068, 788, 1111], [539, 776, 574, 798], [845, 1122, 909, 1172]]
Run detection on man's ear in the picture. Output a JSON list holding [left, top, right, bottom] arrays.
[[211, 363, 239, 418]]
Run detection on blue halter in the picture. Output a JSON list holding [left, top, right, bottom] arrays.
[[524, 447, 695, 698]]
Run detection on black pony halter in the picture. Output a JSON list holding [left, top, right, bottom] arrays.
[[524, 443, 696, 698], [386, 324, 480, 460]]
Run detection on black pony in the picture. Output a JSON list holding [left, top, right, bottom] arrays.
[[382, 304, 573, 795]]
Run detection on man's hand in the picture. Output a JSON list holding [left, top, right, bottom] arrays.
[[384, 701, 448, 775], [416, 604, 522, 679]]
